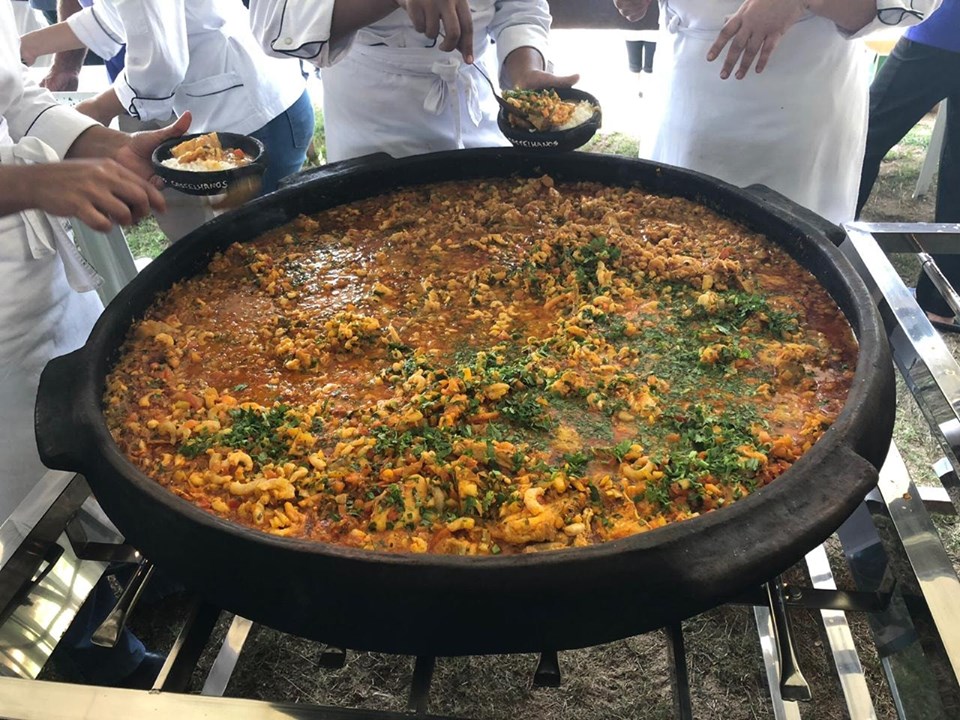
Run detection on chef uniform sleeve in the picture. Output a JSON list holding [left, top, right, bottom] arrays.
[[247, 0, 352, 67], [489, 1, 552, 70], [72, 1, 189, 122], [5, 66, 99, 160]]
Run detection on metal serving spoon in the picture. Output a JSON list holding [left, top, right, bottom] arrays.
[[468, 62, 531, 126]]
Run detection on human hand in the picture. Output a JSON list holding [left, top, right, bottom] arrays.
[[40, 68, 80, 92], [501, 47, 579, 91], [18, 32, 41, 66], [707, 0, 808, 79], [22, 160, 165, 232], [510, 68, 580, 92], [112, 113, 192, 189], [613, 0, 655, 22], [396, 0, 474, 63]]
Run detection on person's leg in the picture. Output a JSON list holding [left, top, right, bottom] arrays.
[[857, 39, 951, 217], [51, 576, 147, 685], [625, 39, 644, 74], [936, 95, 960, 224], [249, 90, 315, 193], [641, 41, 656, 74], [917, 94, 960, 320]]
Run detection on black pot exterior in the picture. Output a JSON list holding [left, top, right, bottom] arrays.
[[497, 88, 602, 152], [36, 149, 895, 655]]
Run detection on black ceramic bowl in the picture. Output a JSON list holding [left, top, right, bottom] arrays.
[[497, 87, 602, 152], [151, 132, 266, 196]]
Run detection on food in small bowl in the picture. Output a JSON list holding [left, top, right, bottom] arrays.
[[162, 132, 252, 172], [152, 131, 266, 197], [497, 87, 602, 152]]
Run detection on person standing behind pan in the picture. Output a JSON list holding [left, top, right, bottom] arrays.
[[19, 0, 314, 239], [857, 0, 960, 331], [248, 0, 578, 163], [614, 0, 941, 226]]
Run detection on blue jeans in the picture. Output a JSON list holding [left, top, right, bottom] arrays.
[[250, 90, 315, 194], [54, 575, 145, 685]]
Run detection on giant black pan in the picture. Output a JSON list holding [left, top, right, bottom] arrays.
[[36, 149, 894, 656]]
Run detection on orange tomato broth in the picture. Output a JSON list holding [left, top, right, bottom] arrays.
[[104, 177, 856, 555]]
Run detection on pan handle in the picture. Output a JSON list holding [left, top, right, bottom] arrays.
[[35, 348, 95, 472]]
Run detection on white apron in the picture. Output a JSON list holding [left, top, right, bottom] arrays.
[[644, 0, 871, 224], [0, 126, 103, 521], [321, 43, 508, 162]]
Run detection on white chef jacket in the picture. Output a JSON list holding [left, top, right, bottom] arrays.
[[643, 0, 941, 225], [248, 0, 552, 161], [0, 0, 104, 522], [67, 0, 305, 134]]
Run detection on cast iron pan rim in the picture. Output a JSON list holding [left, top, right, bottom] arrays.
[[79, 149, 881, 570]]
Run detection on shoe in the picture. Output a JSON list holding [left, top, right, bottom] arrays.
[[117, 651, 166, 690], [908, 287, 960, 333], [929, 317, 960, 334]]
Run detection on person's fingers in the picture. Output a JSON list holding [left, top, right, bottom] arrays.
[[553, 72, 580, 88], [456, 1, 474, 63], [409, 4, 427, 34], [113, 163, 167, 216], [735, 36, 764, 79], [158, 112, 192, 141], [75, 200, 115, 234], [707, 18, 740, 62], [424, 9, 441, 44], [755, 35, 780, 74], [109, 173, 153, 221], [92, 187, 136, 227], [720, 32, 748, 79], [438, 3, 461, 53], [143, 178, 166, 213], [522, 71, 579, 90]]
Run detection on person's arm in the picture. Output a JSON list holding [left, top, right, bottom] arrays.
[[73, 88, 125, 127], [73, 1, 188, 124], [332, 0, 405, 41], [18, 21, 86, 67], [40, 0, 87, 92], [612, 0, 654, 23], [249, 0, 396, 67], [491, 1, 578, 90], [0, 63, 189, 230], [63, 113, 191, 186], [838, 0, 942, 37], [707, 0, 944, 80], [0, 113, 190, 230], [249, 1, 477, 66], [806, 0, 877, 32], [0, 160, 157, 231]]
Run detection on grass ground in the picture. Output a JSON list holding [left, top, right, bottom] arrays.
[[116, 108, 957, 719]]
